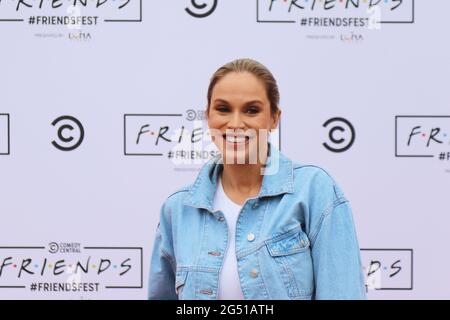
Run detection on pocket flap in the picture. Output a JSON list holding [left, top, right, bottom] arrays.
[[266, 229, 310, 257]]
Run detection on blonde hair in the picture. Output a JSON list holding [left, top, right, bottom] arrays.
[[206, 58, 280, 116]]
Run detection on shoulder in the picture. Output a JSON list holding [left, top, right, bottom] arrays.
[[163, 183, 192, 208], [158, 183, 192, 226], [291, 162, 347, 204], [290, 162, 353, 241]]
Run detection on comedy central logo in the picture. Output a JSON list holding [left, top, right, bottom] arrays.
[[0, 243, 143, 293], [395, 115, 450, 161], [323, 117, 355, 153], [51, 115, 84, 151], [48, 242, 81, 254], [257, 0, 415, 26], [0, 114, 10, 155], [185, 0, 218, 18]]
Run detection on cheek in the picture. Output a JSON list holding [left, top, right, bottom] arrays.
[[207, 113, 224, 128], [207, 119, 222, 142], [249, 115, 273, 131]]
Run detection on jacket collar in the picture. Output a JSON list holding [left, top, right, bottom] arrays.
[[183, 142, 294, 212]]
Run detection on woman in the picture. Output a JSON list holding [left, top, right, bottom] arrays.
[[148, 58, 366, 300]]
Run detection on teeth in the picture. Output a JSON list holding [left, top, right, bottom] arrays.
[[224, 135, 247, 143]]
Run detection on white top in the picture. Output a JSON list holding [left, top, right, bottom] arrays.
[[213, 175, 245, 300]]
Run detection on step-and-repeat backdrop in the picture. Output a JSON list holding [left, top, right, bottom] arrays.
[[1, 0, 449, 299]]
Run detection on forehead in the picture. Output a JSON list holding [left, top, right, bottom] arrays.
[[211, 72, 268, 103]]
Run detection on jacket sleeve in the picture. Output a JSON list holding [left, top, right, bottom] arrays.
[[309, 185, 367, 300], [148, 201, 178, 300]]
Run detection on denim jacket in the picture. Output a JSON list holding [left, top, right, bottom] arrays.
[[148, 143, 367, 300]]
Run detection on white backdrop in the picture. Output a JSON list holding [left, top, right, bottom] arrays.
[[1, 0, 449, 299]]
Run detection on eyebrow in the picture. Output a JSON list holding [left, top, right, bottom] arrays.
[[213, 99, 264, 106]]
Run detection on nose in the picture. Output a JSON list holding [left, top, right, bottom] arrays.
[[227, 111, 246, 130]]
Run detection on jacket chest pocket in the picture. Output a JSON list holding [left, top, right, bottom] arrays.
[[265, 228, 314, 299]]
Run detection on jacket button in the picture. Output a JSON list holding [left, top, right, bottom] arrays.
[[218, 216, 224, 221], [208, 251, 221, 256], [247, 233, 255, 242], [250, 268, 259, 278], [252, 202, 259, 209]]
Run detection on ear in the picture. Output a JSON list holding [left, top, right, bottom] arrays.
[[205, 106, 209, 120], [271, 109, 281, 130]]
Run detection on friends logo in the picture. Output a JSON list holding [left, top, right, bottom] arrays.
[[257, 0, 414, 27], [0, 242, 143, 294], [361, 248, 413, 291], [395, 116, 450, 164], [124, 112, 223, 170], [0, 0, 143, 38]]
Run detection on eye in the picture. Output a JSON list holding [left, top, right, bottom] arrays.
[[245, 107, 260, 114], [215, 105, 229, 113]]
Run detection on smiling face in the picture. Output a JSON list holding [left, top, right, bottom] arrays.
[[207, 72, 281, 165]]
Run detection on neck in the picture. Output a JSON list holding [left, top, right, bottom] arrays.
[[221, 163, 264, 197], [220, 144, 269, 197]]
